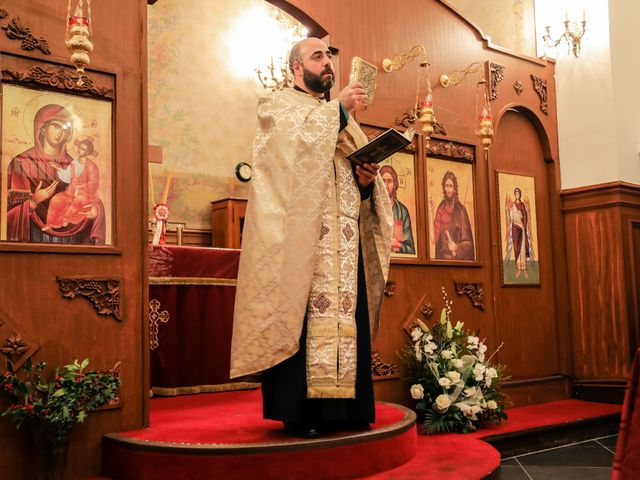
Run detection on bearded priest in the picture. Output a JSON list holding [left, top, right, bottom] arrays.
[[230, 37, 393, 439]]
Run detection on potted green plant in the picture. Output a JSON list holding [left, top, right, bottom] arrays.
[[0, 357, 120, 480]]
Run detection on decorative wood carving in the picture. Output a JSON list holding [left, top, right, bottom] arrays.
[[489, 62, 505, 101], [454, 282, 485, 310], [402, 292, 434, 336], [1, 333, 29, 363], [1, 16, 50, 55], [395, 107, 447, 135], [421, 302, 434, 319], [57, 278, 122, 321], [426, 141, 473, 161], [371, 350, 399, 377], [384, 279, 396, 297], [149, 299, 170, 351], [395, 107, 418, 128], [96, 361, 123, 410], [513, 80, 523, 95], [2, 66, 114, 99], [0, 308, 40, 370], [530, 74, 549, 115]]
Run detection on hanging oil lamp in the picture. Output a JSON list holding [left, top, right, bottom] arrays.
[[475, 79, 493, 151], [65, 0, 93, 76]]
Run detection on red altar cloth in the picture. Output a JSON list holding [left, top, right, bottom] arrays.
[[613, 347, 640, 479], [148, 245, 257, 395]]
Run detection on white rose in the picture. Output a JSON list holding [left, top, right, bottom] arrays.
[[441, 350, 453, 359], [457, 402, 471, 415], [452, 359, 464, 369], [487, 400, 498, 410], [435, 394, 451, 412], [478, 343, 488, 354], [446, 371, 461, 383], [471, 404, 483, 415], [438, 377, 451, 388], [467, 336, 479, 350], [477, 352, 485, 362], [486, 367, 498, 379], [414, 345, 422, 362], [474, 364, 486, 381], [411, 327, 423, 342], [410, 384, 425, 400], [463, 386, 476, 397]]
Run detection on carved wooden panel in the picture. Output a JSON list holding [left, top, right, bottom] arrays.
[[401, 292, 435, 336], [489, 62, 505, 101], [384, 279, 396, 297], [57, 278, 122, 321], [0, 11, 50, 55], [513, 80, 523, 95], [530, 74, 549, 114], [426, 140, 474, 161], [95, 361, 123, 410], [2, 66, 114, 99], [371, 350, 399, 378], [0, 308, 39, 370], [454, 282, 485, 310]]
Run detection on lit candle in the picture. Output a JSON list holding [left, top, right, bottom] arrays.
[[479, 107, 491, 121]]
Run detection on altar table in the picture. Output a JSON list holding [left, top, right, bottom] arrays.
[[148, 245, 258, 395]]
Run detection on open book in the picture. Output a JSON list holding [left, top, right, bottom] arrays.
[[347, 128, 415, 167]]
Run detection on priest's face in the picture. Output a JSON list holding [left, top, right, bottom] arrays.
[[294, 38, 335, 94]]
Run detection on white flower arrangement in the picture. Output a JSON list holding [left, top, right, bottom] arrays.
[[403, 287, 508, 434]]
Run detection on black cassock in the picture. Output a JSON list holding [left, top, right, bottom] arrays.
[[261, 242, 375, 426]]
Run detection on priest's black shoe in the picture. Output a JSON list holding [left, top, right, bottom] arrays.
[[283, 422, 322, 439]]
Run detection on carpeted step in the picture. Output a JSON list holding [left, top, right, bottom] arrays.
[[102, 389, 417, 480]]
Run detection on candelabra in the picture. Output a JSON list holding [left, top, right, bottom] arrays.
[[254, 9, 307, 90], [542, 12, 586, 58]]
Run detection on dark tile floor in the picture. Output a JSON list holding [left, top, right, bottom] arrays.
[[496, 434, 618, 479]]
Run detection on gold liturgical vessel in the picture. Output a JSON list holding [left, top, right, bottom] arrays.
[[65, 0, 93, 75]]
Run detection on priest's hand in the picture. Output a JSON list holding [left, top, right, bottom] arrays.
[[355, 162, 379, 188], [338, 82, 368, 112]]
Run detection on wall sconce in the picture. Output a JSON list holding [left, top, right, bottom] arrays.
[[542, 11, 586, 57], [65, 0, 93, 77], [440, 61, 493, 152], [381, 44, 436, 143]]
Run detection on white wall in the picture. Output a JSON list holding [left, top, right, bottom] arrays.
[[536, 0, 640, 189]]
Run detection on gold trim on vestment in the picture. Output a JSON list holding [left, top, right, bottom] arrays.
[[149, 277, 237, 286], [151, 382, 260, 397], [307, 385, 356, 398]]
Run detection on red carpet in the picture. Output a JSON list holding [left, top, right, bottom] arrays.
[[365, 399, 622, 479], [119, 388, 406, 444], [103, 391, 621, 480]]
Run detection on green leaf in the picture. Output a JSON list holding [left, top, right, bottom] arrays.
[[77, 411, 87, 423], [35, 383, 49, 392], [80, 359, 90, 370], [52, 388, 65, 397]]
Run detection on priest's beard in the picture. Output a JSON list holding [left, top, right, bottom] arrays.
[[303, 65, 334, 94]]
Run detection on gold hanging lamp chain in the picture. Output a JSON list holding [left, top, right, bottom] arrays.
[[87, 0, 92, 35]]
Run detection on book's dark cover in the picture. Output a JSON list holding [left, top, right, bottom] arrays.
[[346, 128, 412, 166]]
